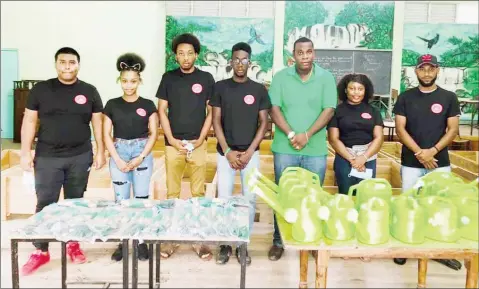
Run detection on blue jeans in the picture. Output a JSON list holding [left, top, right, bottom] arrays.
[[401, 165, 451, 193], [272, 153, 327, 247], [109, 138, 154, 201], [334, 154, 377, 195], [217, 151, 260, 239]]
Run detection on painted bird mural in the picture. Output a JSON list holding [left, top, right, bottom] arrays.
[[417, 33, 440, 49], [248, 26, 266, 45]]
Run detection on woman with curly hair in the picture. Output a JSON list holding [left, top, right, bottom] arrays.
[[103, 53, 159, 261], [327, 73, 384, 195]]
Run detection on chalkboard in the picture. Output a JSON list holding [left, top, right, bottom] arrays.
[[314, 50, 392, 95]]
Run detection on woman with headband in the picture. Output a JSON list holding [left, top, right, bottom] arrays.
[[103, 53, 159, 261]]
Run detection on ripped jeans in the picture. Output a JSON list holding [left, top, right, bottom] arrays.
[[109, 138, 154, 201]]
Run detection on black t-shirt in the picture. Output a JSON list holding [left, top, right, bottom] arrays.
[[210, 78, 272, 155], [393, 86, 461, 168], [155, 68, 215, 146], [26, 78, 103, 157], [103, 97, 157, 140], [327, 102, 384, 148]]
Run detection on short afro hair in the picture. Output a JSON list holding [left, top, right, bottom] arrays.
[[116, 53, 146, 73], [172, 33, 201, 54], [232, 42, 252, 57], [55, 47, 80, 62], [293, 37, 314, 51], [337, 73, 374, 103]]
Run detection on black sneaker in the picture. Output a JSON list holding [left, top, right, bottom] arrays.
[[111, 244, 123, 261], [216, 245, 232, 265], [235, 247, 252, 266], [394, 258, 407, 265], [138, 243, 149, 261]]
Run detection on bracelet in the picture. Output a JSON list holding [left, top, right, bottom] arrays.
[[433, 146, 440, 153], [225, 147, 231, 155], [305, 131, 309, 142]]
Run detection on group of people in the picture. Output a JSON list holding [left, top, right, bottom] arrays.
[[18, 31, 460, 276]]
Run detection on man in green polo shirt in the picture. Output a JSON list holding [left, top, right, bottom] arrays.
[[268, 37, 337, 261]]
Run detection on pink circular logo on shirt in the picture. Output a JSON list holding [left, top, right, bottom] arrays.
[[244, 95, 255, 105], [74, 95, 87, 105], [431, 103, 443, 114], [361, 112, 372, 119], [192, 83, 203, 94], [136, 108, 147, 117]]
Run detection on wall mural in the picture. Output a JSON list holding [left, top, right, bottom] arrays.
[[401, 23, 479, 110], [165, 16, 275, 84], [283, 1, 395, 66]]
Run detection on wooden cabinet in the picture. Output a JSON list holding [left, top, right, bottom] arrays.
[[13, 80, 42, 143]]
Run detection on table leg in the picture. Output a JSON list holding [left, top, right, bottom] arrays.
[[417, 258, 428, 288], [156, 243, 161, 286], [61, 242, 67, 289], [149, 244, 154, 289], [123, 239, 129, 289], [239, 243, 247, 288], [315, 250, 329, 289], [466, 254, 478, 288], [11, 239, 19, 289], [299, 250, 309, 288], [132, 240, 139, 289]]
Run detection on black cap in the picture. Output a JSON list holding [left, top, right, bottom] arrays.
[[416, 54, 439, 68]]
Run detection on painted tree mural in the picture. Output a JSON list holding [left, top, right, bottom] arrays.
[[334, 1, 394, 49]]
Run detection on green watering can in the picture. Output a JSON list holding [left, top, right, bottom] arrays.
[[450, 196, 478, 241], [405, 171, 465, 197], [245, 167, 330, 243], [436, 179, 479, 199], [322, 194, 358, 241], [291, 194, 324, 243], [417, 196, 460, 243], [348, 178, 393, 209], [390, 195, 426, 244], [356, 197, 390, 245]]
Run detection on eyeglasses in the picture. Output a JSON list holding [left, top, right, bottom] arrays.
[[232, 58, 249, 65]]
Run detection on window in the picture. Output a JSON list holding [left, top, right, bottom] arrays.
[[404, 2, 457, 23], [165, 1, 274, 18]]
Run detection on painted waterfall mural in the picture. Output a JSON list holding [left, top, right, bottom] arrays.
[[165, 16, 274, 84], [401, 23, 479, 114], [283, 1, 395, 66]]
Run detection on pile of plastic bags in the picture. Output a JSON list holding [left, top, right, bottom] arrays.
[[13, 197, 251, 243]]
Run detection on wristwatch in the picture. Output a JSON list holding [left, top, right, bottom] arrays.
[[287, 131, 296, 140]]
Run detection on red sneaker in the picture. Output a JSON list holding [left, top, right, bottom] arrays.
[[21, 250, 50, 276], [67, 242, 87, 264]]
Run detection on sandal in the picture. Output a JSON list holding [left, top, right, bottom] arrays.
[[160, 243, 180, 259], [192, 244, 212, 261]]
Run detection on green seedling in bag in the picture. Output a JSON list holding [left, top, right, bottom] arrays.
[[348, 178, 393, 209], [418, 196, 460, 243], [356, 197, 390, 245], [322, 194, 358, 241], [390, 195, 426, 244]]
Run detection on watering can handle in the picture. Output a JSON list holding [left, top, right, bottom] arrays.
[[376, 178, 392, 187], [403, 187, 420, 197], [348, 184, 359, 197]]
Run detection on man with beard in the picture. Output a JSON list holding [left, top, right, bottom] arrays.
[[211, 42, 271, 265], [393, 54, 461, 269], [156, 33, 215, 261], [267, 37, 337, 261]]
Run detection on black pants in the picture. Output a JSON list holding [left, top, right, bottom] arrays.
[[33, 150, 93, 251]]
